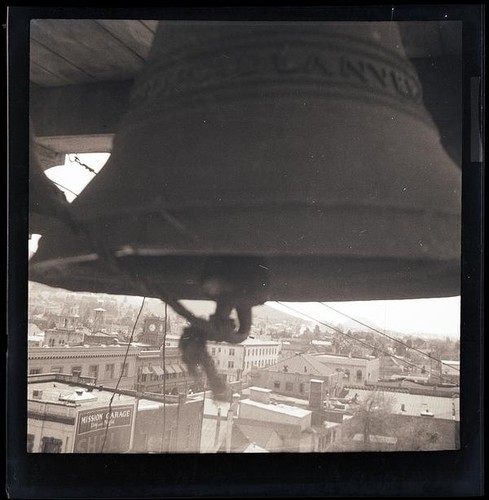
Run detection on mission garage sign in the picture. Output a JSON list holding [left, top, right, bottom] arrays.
[[73, 404, 134, 453]]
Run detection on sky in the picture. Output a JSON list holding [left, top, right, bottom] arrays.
[[30, 153, 461, 339], [267, 298, 460, 338]]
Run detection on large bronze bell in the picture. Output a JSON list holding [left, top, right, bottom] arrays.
[[29, 21, 461, 303]]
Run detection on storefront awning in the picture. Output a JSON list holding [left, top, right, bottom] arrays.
[[142, 367, 152, 375], [152, 366, 164, 376]]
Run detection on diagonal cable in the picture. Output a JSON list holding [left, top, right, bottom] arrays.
[[318, 302, 460, 373]]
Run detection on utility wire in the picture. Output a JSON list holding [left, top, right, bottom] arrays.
[[100, 296, 146, 453], [275, 302, 457, 385], [318, 302, 460, 373], [161, 301, 168, 452], [69, 154, 97, 175], [49, 180, 79, 198]]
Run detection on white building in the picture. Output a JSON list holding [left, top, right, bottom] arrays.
[[312, 353, 380, 384], [207, 337, 281, 383], [225, 387, 342, 452], [239, 388, 312, 430]]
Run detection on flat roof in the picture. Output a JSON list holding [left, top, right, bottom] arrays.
[[27, 380, 176, 411], [202, 394, 231, 417], [249, 387, 272, 394], [241, 389, 310, 408], [314, 353, 371, 362], [240, 398, 311, 418], [345, 388, 460, 421], [240, 338, 281, 346]]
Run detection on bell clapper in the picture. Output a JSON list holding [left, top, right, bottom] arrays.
[[178, 257, 270, 400]]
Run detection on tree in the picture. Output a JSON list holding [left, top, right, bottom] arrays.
[[313, 324, 321, 338], [325, 390, 395, 452], [396, 418, 450, 451], [357, 390, 393, 448]]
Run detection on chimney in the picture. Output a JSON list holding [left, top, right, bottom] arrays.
[[249, 387, 271, 405], [309, 379, 325, 410]]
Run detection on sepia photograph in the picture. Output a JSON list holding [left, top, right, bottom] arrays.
[[7, 5, 484, 498]]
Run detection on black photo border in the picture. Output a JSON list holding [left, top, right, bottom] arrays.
[[6, 5, 484, 498]]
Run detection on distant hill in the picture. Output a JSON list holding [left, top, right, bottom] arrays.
[[254, 304, 307, 324], [148, 300, 304, 325], [337, 317, 385, 333], [336, 317, 459, 341]]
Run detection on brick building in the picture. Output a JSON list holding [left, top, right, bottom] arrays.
[[250, 353, 344, 399], [28, 345, 140, 389], [135, 347, 205, 395]]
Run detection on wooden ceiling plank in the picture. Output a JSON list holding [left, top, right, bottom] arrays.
[[31, 19, 144, 82], [94, 20, 155, 61], [140, 20, 159, 33], [30, 39, 96, 86], [30, 60, 73, 87]]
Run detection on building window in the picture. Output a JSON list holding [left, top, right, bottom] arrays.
[[285, 382, 293, 392], [88, 365, 99, 379], [120, 363, 129, 377], [105, 364, 115, 379], [41, 437, 63, 453], [29, 368, 42, 375], [50, 366, 63, 374], [299, 383, 305, 394], [229, 348, 235, 356], [228, 361, 234, 369], [27, 434, 34, 453], [71, 366, 82, 376], [356, 370, 362, 381], [274, 381, 280, 389], [211, 348, 216, 356]]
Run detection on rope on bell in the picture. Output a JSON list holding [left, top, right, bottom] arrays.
[[74, 221, 260, 399]]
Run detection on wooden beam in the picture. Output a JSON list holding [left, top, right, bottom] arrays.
[[30, 80, 133, 155], [35, 135, 114, 156]]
